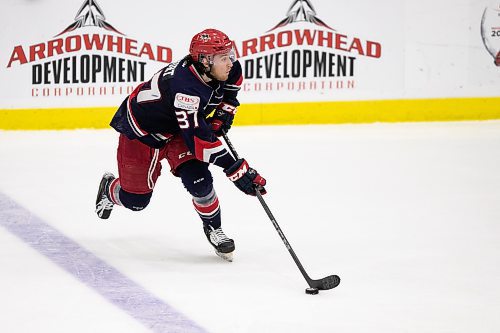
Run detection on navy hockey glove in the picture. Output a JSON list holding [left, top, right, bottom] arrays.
[[210, 103, 236, 136], [224, 159, 267, 196]]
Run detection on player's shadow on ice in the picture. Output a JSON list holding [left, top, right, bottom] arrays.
[[97, 237, 228, 265]]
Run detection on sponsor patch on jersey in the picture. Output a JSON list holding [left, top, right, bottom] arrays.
[[174, 93, 200, 111]]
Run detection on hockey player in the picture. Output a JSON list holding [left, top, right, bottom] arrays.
[[95, 29, 266, 261]]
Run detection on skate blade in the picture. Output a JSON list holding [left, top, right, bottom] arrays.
[[215, 250, 233, 262]]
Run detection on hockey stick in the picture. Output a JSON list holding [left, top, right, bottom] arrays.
[[221, 131, 340, 292]]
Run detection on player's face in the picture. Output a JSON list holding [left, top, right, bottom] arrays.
[[210, 53, 234, 81]]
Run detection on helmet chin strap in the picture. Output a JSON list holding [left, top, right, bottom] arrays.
[[204, 64, 216, 81], [192, 56, 216, 81]]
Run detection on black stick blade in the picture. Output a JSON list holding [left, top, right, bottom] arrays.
[[311, 275, 341, 290]]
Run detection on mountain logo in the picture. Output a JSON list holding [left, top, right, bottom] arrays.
[[268, 0, 334, 32], [56, 0, 123, 37]]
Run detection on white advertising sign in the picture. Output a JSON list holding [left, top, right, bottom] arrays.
[[0, 0, 498, 109]]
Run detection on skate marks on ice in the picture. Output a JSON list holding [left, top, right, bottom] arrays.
[[0, 191, 208, 333]]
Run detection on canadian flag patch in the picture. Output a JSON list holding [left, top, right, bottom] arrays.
[[174, 93, 200, 111]]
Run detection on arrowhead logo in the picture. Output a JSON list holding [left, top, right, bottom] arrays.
[[5, 0, 173, 100], [55, 0, 124, 37], [268, 0, 334, 32], [234, 0, 383, 93]]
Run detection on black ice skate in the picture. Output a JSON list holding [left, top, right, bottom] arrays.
[[203, 225, 235, 262], [95, 172, 115, 219]]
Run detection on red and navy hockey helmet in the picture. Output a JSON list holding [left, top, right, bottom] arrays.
[[189, 28, 235, 63]]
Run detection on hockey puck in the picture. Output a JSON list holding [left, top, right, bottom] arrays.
[[305, 287, 319, 295]]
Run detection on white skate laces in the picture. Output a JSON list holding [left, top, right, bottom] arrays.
[[96, 194, 114, 218], [209, 227, 231, 245], [95, 173, 115, 219], [204, 226, 235, 262]]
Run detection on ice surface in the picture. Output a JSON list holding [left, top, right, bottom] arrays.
[[1, 122, 500, 333]]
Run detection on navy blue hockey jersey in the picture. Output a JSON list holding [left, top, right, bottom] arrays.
[[110, 56, 243, 170]]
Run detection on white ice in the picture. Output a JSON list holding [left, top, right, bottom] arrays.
[[1, 121, 500, 333]]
